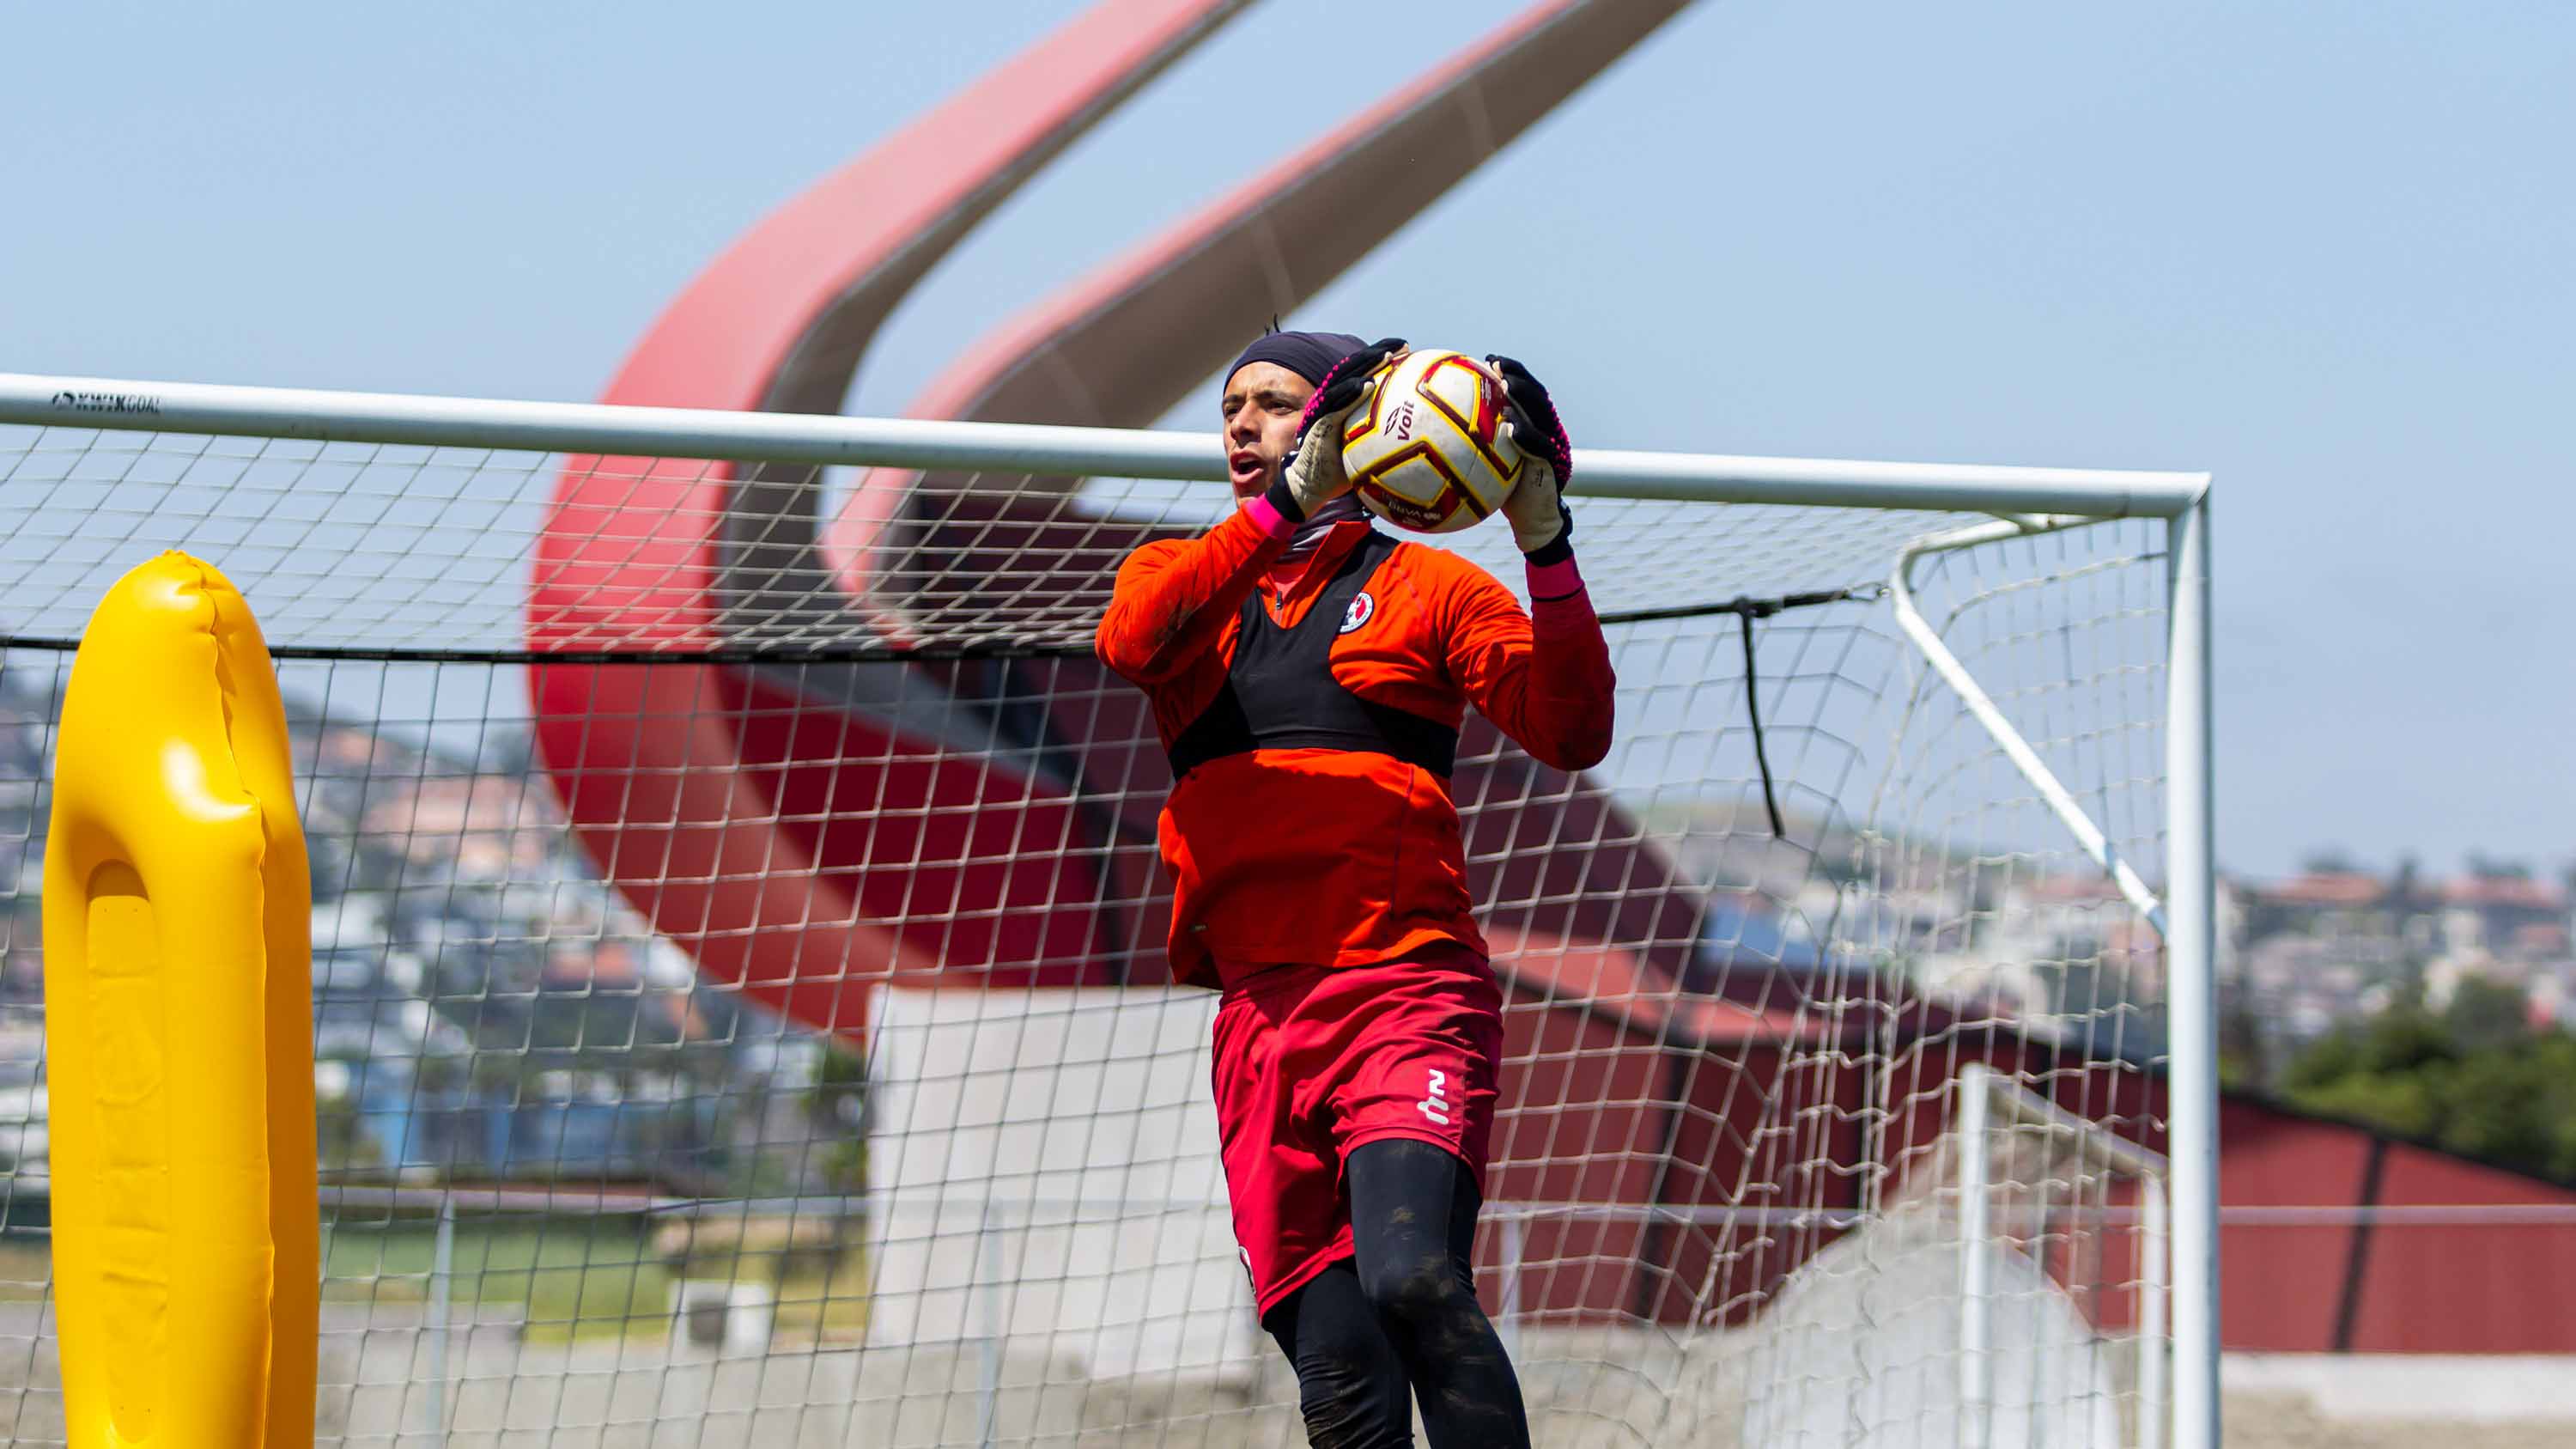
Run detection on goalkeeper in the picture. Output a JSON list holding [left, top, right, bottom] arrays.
[[1096, 331, 1613, 1447]]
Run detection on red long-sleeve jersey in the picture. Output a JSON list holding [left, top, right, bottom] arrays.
[[1097, 502, 1616, 989]]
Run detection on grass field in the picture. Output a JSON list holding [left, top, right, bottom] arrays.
[[324, 1216, 671, 1343], [0, 1239, 42, 1305], [0, 1211, 871, 1346], [328, 1213, 872, 1345]]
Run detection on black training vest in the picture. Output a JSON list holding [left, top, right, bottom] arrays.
[[1165, 530, 1459, 780]]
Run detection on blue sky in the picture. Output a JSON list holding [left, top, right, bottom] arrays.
[[5, 1, 2571, 878]]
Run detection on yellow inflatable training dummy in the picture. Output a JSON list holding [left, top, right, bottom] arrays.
[[42, 552, 317, 1448]]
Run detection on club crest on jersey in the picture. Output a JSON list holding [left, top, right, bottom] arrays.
[[1340, 590, 1376, 634]]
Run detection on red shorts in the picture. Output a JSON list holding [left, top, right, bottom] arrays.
[[1209, 946, 1504, 1319]]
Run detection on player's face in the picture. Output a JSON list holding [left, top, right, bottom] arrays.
[[1220, 362, 1314, 501]]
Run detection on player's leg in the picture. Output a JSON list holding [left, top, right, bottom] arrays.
[[1312, 945, 1527, 1446], [1212, 965, 1414, 1444], [1346, 1137, 1530, 1449], [1263, 1261, 1414, 1449]]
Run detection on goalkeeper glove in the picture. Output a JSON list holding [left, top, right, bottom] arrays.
[[1487, 354, 1575, 562], [1274, 337, 1407, 519]]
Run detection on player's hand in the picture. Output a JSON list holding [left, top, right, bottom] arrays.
[[1279, 337, 1407, 517], [1485, 355, 1574, 559]]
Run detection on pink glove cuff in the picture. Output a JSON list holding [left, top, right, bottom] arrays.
[[1242, 491, 1296, 539], [1526, 554, 1583, 601]]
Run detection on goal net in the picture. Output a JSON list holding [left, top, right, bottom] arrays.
[[0, 376, 2205, 1447], [1743, 1064, 2170, 1449]]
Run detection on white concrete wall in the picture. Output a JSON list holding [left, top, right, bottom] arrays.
[[862, 986, 1261, 1384]]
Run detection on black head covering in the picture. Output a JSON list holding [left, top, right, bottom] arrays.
[[1223, 329, 1367, 393]]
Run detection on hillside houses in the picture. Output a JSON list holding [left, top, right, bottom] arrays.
[[0, 658, 835, 1197], [2230, 865, 2576, 1047]]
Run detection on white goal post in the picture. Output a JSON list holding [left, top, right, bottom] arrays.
[[0, 370, 2215, 1448]]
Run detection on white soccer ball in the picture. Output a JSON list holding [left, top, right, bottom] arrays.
[[1340, 349, 1523, 534]]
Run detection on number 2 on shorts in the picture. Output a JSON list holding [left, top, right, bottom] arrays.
[[1418, 1067, 1452, 1125]]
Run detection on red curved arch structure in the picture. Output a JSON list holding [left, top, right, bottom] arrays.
[[526, 0, 1703, 1041]]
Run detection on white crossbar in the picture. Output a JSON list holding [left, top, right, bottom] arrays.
[[0, 371, 2209, 518]]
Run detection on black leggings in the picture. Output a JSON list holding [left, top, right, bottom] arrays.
[[1261, 1138, 1529, 1448]]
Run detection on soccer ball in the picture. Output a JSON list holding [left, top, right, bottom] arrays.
[[1340, 349, 1523, 534]]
